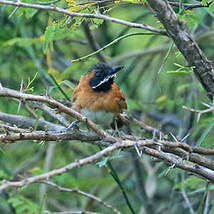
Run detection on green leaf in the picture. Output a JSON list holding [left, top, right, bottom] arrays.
[[201, 0, 210, 6], [96, 155, 123, 167], [0, 170, 11, 179], [8, 196, 40, 214], [209, 1, 214, 12], [43, 21, 77, 52], [167, 70, 192, 74], [96, 157, 110, 167], [174, 176, 205, 190], [196, 117, 214, 146], [2, 37, 42, 48]]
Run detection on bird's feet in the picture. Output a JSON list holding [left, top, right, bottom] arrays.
[[108, 129, 125, 138], [67, 120, 80, 131]]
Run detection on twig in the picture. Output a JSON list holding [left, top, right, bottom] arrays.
[[168, 1, 210, 9], [181, 173, 195, 214], [40, 144, 56, 209], [72, 32, 158, 63], [183, 105, 214, 123], [29, 101, 70, 127], [42, 180, 122, 214], [0, 124, 30, 133], [183, 105, 214, 114]]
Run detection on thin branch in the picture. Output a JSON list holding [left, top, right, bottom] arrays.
[[183, 105, 214, 114], [168, 1, 210, 9], [72, 32, 157, 63], [0, 124, 30, 133], [0, 0, 166, 35], [29, 101, 70, 127], [42, 180, 122, 214]]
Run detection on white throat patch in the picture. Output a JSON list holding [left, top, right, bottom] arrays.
[[92, 74, 116, 89]]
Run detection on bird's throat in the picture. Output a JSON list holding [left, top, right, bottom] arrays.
[[90, 77, 114, 92]]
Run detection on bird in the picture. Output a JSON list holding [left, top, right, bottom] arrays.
[[72, 63, 127, 129]]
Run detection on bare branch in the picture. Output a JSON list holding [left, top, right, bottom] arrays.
[[29, 101, 70, 127], [0, 112, 65, 131], [0, 130, 102, 144], [42, 180, 122, 214]]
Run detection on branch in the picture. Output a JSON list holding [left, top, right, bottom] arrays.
[[42, 180, 122, 214], [169, 1, 209, 9], [28, 101, 70, 127], [147, 0, 214, 100], [0, 0, 166, 35], [1, 139, 214, 192], [72, 32, 157, 63], [0, 87, 111, 138], [0, 112, 65, 131], [0, 130, 102, 144]]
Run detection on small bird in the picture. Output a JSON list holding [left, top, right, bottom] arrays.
[[72, 63, 127, 129]]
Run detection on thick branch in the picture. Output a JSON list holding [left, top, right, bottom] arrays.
[[0, 130, 102, 144], [147, 0, 214, 99], [0, 0, 166, 35], [0, 112, 65, 131]]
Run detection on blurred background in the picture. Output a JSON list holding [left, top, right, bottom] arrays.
[[0, 0, 214, 213]]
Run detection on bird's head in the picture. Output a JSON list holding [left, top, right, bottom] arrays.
[[88, 63, 124, 92]]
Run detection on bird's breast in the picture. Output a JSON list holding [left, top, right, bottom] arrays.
[[81, 109, 115, 129]]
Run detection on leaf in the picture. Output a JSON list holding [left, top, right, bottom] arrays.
[[167, 70, 192, 74], [8, 196, 40, 214], [196, 117, 214, 146], [96, 157, 110, 167], [96, 155, 123, 167], [201, 0, 210, 6], [0, 170, 11, 179], [179, 10, 204, 29], [156, 95, 167, 103], [43, 22, 78, 53], [174, 176, 205, 190], [209, 1, 214, 12], [2, 37, 41, 48]]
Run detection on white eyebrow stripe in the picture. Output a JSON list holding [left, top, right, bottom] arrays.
[[92, 74, 116, 89]]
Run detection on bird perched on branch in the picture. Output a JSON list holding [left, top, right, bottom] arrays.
[[72, 63, 127, 129]]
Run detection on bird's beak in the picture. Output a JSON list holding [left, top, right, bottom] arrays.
[[111, 65, 124, 74]]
